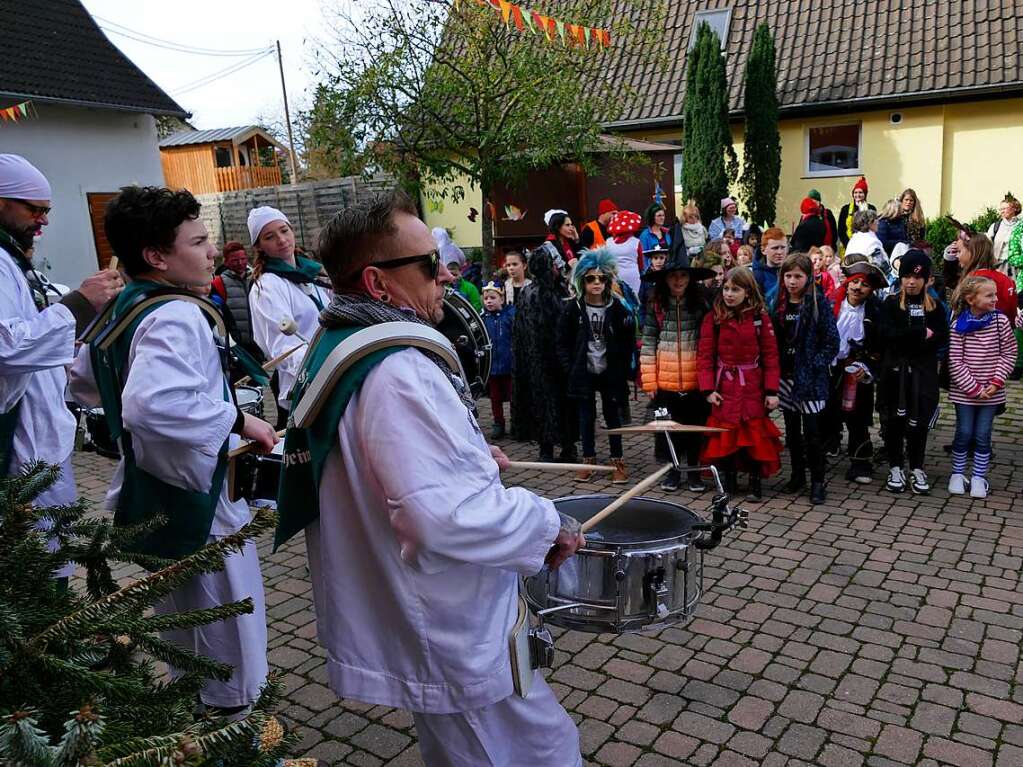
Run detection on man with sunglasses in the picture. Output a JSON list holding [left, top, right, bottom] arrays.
[[0, 154, 122, 582], [274, 189, 584, 766]]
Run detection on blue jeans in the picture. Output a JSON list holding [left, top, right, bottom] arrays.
[[952, 403, 997, 457]]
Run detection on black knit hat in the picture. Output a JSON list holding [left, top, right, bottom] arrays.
[[898, 248, 931, 280]]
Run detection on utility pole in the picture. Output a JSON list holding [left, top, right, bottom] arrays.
[[276, 39, 299, 185]]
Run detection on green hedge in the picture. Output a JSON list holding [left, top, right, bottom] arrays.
[[923, 198, 1010, 262]]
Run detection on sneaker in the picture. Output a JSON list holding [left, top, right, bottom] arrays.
[[910, 469, 930, 495], [947, 473, 966, 495], [660, 468, 682, 492], [490, 423, 506, 440], [687, 474, 707, 492], [810, 481, 827, 505], [886, 466, 906, 493], [969, 476, 989, 499], [610, 458, 629, 484]]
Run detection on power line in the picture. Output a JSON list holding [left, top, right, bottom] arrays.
[[171, 49, 275, 95], [95, 15, 269, 57]]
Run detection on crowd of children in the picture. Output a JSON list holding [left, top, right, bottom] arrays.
[[442, 188, 1021, 504]]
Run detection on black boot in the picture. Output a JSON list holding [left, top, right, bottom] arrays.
[[490, 423, 506, 439], [810, 481, 827, 505], [746, 473, 762, 501]]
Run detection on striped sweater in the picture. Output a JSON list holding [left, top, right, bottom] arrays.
[[948, 312, 1017, 405]]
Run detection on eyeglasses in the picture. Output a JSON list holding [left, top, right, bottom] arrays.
[[4, 198, 51, 218], [584, 274, 608, 284], [372, 250, 439, 279]]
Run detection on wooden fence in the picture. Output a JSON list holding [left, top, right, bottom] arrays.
[[196, 174, 397, 253]]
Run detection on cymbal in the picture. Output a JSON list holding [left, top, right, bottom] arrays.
[[606, 420, 726, 434]]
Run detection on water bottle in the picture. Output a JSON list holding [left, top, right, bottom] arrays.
[[841, 367, 859, 412]]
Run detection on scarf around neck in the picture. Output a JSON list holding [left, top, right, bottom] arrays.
[[320, 292, 475, 411], [954, 309, 996, 335], [262, 255, 325, 284]]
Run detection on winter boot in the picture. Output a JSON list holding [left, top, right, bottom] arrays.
[[576, 456, 596, 483], [610, 458, 629, 484]]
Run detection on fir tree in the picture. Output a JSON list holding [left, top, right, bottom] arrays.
[[739, 23, 781, 227], [0, 462, 302, 766], [682, 21, 738, 226]]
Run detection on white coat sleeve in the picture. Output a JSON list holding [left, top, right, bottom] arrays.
[[67, 345, 102, 408], [248, 275, 303, 392], [121, 303, 236, 458], [355, 350, 560, 576], [0, 266, 76, 374]]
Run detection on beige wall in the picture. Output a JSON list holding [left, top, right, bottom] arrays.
[[624, 96, 1023, 230]]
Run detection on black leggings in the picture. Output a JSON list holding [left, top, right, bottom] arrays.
[[783, 409, 825, 482], [647, 391, 710, 473]]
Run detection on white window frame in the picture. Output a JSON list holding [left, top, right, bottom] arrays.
[[803, 121, 863, 178], [689, 8, 732, 50]]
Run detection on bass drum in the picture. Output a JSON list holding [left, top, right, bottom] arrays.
[[436, 290, 491, 399]]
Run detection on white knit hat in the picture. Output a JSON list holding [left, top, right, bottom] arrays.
[[0, 154, 52, 201], [247, 206, 289, 246]]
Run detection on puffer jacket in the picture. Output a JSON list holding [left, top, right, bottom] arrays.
[[639, 296, 708, 393]]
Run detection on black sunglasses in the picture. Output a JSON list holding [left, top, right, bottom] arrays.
[[3, 198, 51, 217], [373, 250, 440, 279], [584, 274, 608, 284]]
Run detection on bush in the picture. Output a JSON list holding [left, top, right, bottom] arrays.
[[924, 216, 959, 259], [971, 205, 1001, 235]]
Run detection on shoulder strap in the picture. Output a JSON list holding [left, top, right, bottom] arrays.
[[95, 291, 227, 350], [293, 322, 465, 428]]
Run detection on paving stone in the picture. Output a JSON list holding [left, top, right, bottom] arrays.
[[910, 702, 958, 737], [777, 723, 828, 760], [728, 696, 774, 730], [874, 725, 923, 764], [922, 737, 994, 767]]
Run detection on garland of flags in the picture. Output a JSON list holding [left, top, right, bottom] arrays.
[[0, 100, 36, 123], [455, 0, 611, 49]]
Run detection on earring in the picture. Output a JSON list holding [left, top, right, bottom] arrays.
[[380, 293, 390, 303]]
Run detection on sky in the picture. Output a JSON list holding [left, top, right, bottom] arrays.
[[80, 0, 329, 130]]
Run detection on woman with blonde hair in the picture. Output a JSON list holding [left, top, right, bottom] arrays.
[[675, 199, 708, 259], [899, 188, 926, 243], [876, 198, 907, 256]]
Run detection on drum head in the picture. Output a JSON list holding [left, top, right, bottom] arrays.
[[235, 386, 261, 407], [555, 495, 699, 544], [437, 290, 491, 398]]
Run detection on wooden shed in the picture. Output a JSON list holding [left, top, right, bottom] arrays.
[[160, 126, 283, 195]]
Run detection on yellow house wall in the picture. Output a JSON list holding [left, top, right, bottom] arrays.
[[624, 97, 1023, 229], [422, 97, 1023, 247], [421, 173, 484, 249]]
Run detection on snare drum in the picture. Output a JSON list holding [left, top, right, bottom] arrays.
[[235, 385, 264, 417], [85, 408, 120, 459], [437, 290, 491, 398], [249, 440, 284, 504], [524, 495, 704, 634]]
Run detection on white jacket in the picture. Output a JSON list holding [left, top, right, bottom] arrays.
[[249, 272, 331, 406], [307, 348, 559, 713]]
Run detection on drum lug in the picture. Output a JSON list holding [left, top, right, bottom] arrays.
[[643, 555, 671, 620]]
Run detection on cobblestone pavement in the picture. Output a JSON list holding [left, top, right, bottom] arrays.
[[71, 387, 1023, 767]]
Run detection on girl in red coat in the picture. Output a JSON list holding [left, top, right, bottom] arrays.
[[698, 267, 784, 499]]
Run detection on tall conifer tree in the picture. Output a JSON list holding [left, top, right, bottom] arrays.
[[682, 22, 736, 225], [739, 23, 781, 227]]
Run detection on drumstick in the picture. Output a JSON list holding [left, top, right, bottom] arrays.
[[228, 429, 286, 459], [507, 461, 617, 474], [236, 343, 307, 386], [279, 317, 309, 343], [108, 256, 119, 271], [580, 463, 674, 534]]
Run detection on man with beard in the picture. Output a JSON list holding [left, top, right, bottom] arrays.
[[0, 154, 122, 580], [274, 189, 584, 766]]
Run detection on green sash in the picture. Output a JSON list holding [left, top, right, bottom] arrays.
[[262, 256, 327, 310], [89, 281, 231, 559], [0, 401, 21, 477], [273, 326, 407, 550], [231, 342, 270, 386]]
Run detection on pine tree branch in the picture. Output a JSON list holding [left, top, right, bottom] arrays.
[[128, 633, 234, 682], [29, 509, 273, 648], [0, 709, 55, 766], [34, 652, 146, 701]]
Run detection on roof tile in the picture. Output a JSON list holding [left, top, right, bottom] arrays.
[[0, 0, 186, 116]]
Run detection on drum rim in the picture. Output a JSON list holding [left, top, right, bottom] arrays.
[[554, 493, 700, 550]]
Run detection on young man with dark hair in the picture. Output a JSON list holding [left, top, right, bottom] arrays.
[[69, 185, 276, 716]]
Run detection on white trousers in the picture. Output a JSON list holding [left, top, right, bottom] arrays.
[[154, 537, 268, 708], [412, 673, 581, 767], [33, 455, 76, 580]]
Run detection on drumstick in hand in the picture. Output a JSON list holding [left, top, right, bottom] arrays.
[[228, 429, 287, 459], [236, 343, 307, 386], [580, 464, 674, 534], [507, 461, 617, 474]]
